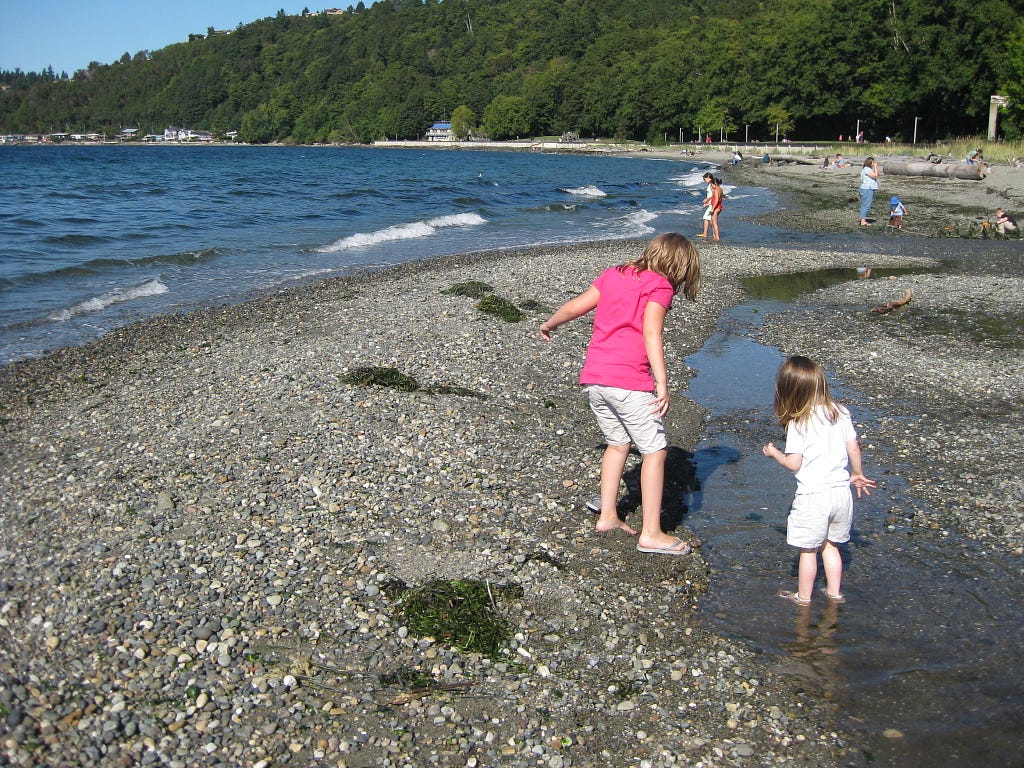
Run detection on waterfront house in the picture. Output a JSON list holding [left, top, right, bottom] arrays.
[[425, 121, 454, 142]]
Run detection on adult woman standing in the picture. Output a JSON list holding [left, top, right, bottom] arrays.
[[859, 157, 879, 226]]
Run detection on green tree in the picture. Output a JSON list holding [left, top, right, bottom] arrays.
[[764, 104, 795, 141], [482, 95, 531, 140], [694, 100, 737, 141], [450, 104, 476, 139]]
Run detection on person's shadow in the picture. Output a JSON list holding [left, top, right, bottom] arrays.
[[612, 445, 710, 533], [684, 444, 743, 517]]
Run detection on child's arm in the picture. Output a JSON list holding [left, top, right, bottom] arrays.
[[846, 438, 877, 498], [539, 286, 599, 340], [762, 442, 803, 471], [643, 301, 670, 415]]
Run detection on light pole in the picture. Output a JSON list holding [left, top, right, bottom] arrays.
[[679, 127, 683, 144], [913, 116, 921, 145], [745, 124, 749, 144], [856, 119, 861, 142]]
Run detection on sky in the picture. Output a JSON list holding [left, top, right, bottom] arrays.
[[0, 1, 320, 77]]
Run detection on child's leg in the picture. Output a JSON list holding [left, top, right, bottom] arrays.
[[821, 540, 844, 598], [637, 448, 681, 549], [595, 443, 636, 534], [711, 211, 720, 240], [797, 548, 819, 602]]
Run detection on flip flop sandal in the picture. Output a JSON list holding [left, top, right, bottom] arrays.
[[777, 590, 811, 606], [636, 538, 691, 556]]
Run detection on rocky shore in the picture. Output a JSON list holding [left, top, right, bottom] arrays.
[[2, 157, 1021, 767]]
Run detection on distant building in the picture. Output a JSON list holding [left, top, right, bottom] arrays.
[[425, 121, 454, 142]]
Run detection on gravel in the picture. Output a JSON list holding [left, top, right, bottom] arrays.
[[1, 228, 1017, 767]]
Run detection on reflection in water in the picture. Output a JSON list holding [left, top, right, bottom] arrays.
[[781, 599, 843, 696]]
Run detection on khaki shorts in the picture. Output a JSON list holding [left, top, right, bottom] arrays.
[[584, 385, 667, 455], [786, 486, 852, 549]]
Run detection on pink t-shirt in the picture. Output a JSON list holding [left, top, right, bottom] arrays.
[[579, 266, 674, 391]]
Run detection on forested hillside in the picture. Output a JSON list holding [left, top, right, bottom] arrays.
[[3, 0, 1024, 143]]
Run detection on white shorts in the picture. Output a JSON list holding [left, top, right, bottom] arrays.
[[786, 486, 852, 549], [702, 205, 713, 221], [584, 385, 667, 455]]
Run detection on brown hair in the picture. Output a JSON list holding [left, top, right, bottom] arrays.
[[622, 232, 701, 301], [773, 355, 840, 427]]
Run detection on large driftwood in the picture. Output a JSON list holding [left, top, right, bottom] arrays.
[[766, 154, 820, 165], [881, 160, 986, 180], [871, 288, 913, 313]]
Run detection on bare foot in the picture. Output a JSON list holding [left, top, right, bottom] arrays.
[[595, 518, 637, 535]]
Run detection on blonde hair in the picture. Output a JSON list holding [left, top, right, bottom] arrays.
[[622, 232, 701, 301], [773, 355, 840, 427]]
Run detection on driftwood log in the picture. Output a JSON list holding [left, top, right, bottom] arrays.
[[871, 288, 913, 313], [881, 160, 986, 180], [766, 154, 821, 165]]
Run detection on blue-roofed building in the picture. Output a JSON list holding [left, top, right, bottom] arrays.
[[425, 121, 454, 142]]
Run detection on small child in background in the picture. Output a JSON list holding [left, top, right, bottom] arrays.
[[762, 356, 876, 604], [888, 195, 907, 229], [995, 208, 1018, 235], [540, 233, 701, 556]]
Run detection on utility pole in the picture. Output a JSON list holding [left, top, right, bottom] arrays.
[[913, 116, 920, 145]]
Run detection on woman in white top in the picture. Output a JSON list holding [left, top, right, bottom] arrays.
[[859, 157, 879, 226]]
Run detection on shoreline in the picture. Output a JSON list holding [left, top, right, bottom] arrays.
[[2, 165, 1023, 765]]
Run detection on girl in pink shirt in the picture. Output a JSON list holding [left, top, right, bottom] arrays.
[[540, 233, 701, 555]]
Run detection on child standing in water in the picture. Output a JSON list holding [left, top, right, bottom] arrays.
[[762, 356, 876, 603], [540, 233, 701, 555], [697, 174, 723, 241]]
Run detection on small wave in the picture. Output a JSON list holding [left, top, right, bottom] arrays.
[[317, 212, 487, 253], [561, 185, 607, 198], [598, 208, 658, 238], [42, 233, 112, 246], [48, 278, 169, 322], [527, 203, 580, 213], [673, 169, 719, 187]]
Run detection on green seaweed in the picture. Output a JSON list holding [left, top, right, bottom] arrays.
[[444, 281, 494, 298], [476, 294, 525, 322], [341, 366, 420, 391], [395, 579, 522, 660]]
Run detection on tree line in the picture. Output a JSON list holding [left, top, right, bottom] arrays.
[[2, 0, 1023, 144]]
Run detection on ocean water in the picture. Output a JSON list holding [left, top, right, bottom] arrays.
[[0, 144, 778, 365]]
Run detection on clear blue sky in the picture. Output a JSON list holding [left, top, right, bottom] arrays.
[[1, 2, 319, 77]]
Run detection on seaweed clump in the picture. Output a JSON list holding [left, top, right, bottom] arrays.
[[341, 366, 487, 399], [341, 366, 420, 391], [443, 281, 494, 298], [395, 579, 522, 660], [476, 294, 525, 322]]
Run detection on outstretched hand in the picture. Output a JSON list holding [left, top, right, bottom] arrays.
[[850, 473, 877, 498]]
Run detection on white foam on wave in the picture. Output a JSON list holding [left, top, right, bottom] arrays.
[[673, 169, 716, 188], [561, 185, 607, 198], [318, 212, 487, 253], [597, 208, 659, 238], [48, 278, 168, 322]]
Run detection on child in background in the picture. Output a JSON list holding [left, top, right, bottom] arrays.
[[888, 195, 907, 229], [762, 356, 876, 604], [995, 208, 1018, 235], [697, 175, 724, 241], [540, 233, 701, 556]]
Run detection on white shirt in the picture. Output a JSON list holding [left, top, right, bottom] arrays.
[[784, 405, 857, 493]]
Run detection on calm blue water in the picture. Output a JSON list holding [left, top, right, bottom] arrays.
[[0, 144, 787, 364]]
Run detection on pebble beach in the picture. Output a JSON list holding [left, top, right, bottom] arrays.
[[1, 150, 1022, 768]]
